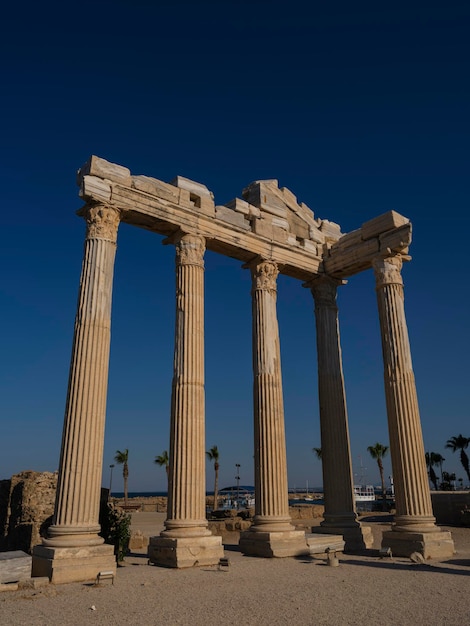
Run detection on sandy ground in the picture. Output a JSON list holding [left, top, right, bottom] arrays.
[[1, 513, 469, 626]]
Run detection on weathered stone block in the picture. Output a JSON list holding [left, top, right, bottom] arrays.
[[78, 155, 132, 186], [381, 529, 455, 559], [215, 205, 250, 230], [239, 529, 309, 558], [305, 534, 345, 554], [0, 550, 32, 583], [132, 175, 180, 202], [252, 216, 273, 239], [79, 175, 112, 203], [129, 530, 149, 550], [148, 535, 224, 568], [32, 544, 116, 584], [361, 210, 409, 241], [319, 219, 342, 241]]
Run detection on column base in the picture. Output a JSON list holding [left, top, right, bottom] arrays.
[[239, 529, 308, 558], [381, 529, 455, 559], [32, 544, 116, 584], [312, 524, 374, 551], [148, 535, 224, 568]]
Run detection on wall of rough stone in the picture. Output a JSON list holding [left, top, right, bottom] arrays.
[[0, 471, 57, 553], [431, 491, 470, 525]]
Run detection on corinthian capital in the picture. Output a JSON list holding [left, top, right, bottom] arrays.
[[252, 260, 279, 293], [307, 276, 343, 308], [175, 233, 206, 267], [79, 204, 120, 242], [372, 255, 403, 288]]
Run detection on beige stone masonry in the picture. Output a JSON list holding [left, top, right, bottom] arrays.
[[325, 211, 412, 277], [77, 156, 326, 280]]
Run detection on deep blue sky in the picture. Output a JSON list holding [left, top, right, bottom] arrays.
[[1, 1, 469, 493]]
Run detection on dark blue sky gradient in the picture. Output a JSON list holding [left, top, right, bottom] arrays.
[[1, 1, 469, 491]]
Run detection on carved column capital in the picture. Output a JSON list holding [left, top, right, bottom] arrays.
[[372, 255, 404, 288], [175, 233, 205, 268], [307, 275, 344, 308], [79, 204, 121, 243], [251, 260, 279, 293]]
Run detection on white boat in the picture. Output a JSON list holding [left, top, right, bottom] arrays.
[[304, 480, 314, 501], [354, 484, 375, 502]]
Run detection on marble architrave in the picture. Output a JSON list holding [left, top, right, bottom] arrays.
[[373, 255, 454, 558]]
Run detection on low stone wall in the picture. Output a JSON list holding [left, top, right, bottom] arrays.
[[112, 496, 167, 512], [289, 504, 325, 519], [431, 491, 470, 525], [0, 471, 57, 554]]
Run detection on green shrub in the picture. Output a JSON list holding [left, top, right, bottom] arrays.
[[99, 502, 131, 561]]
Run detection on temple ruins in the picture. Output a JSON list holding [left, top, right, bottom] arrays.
[[32, 156, 454, 582]]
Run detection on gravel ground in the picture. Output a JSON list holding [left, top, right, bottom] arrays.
[[1, 514, 469, 626]]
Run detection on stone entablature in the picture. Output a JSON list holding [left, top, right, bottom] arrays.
[[77, 156, 410, 280]]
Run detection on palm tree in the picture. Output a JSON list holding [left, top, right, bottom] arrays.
[[114, 449, 129, 505], [312, 447, 322, 460], [367, 443, 389, 507], [425, 452, 439, 490], [431, 452, 445, 484], [445, 435, 470, 482], [206, 445, 220, 512], [154, 450, 170, 491]]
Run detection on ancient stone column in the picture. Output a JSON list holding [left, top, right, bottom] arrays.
[[240, 260, 307, 557], [148, 233, 223, 567], [32, 203, 120, 582], [373, 255, 454, 557], [308, 276, 372, 550]]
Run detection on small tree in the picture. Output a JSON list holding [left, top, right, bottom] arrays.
[[206, 445, 220, 512], [114, 449, 129, 505], [367, 443, 389, 508], [154, 450, 170, 491]]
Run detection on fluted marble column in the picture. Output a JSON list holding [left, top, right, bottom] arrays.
[[32, 203, 120, 582], [373, 255, 454, 557], [149, 233, 223, 567], [250, 260, 293, 532], [47, 203, 120, 547], [308, 276, 372, 550], [163, 233, 210, 539], [240, 260, 308, 557], [373, 255, 435, 530]]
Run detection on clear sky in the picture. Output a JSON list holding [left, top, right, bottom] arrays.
[[1, 1, 469, 494]]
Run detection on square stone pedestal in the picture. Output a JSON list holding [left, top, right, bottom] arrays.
[[381, 530, 455, 559], [148, 535, 224, 568], [311, 524, 374, 551], [32, 544, 116, 584], [239, 529, 308, 557]]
